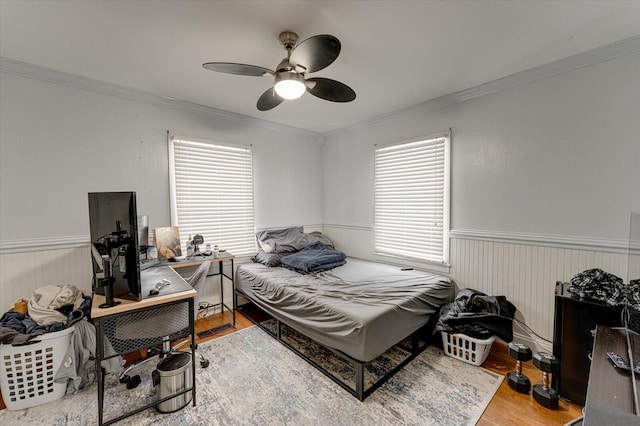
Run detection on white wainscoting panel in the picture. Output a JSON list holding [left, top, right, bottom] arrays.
[[0, 246, 93, 309], [0, 244, 249, 313], [324, 224, 637, 352], [2, 231, 637, 353], [449, 238, 635, 350]]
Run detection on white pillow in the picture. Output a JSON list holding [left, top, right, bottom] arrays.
[[259, 239, 274, 253]]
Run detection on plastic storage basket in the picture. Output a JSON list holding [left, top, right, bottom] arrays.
[[0, 326, 74, 410], [441, 331, 495, 366]]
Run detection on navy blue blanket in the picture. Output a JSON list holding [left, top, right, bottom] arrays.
[[280, 241, 346, 274]]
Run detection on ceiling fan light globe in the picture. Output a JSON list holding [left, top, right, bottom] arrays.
[[274, 72, 306, 100]]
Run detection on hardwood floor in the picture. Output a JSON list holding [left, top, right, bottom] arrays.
[[0, 311, 583, 424], [479, 341, 583, 425]]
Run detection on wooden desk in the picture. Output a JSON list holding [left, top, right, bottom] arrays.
[[92, 265, 197, 426], [583, 325, 639, 425]]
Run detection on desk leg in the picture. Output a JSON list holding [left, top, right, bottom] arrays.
[[231, 258, 235, 325], [219, 260, 224, 320], [190, 298, 197, 407], [96, 318, 105, 426]]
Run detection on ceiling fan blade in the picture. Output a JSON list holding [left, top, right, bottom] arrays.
[[202, 62, 274, 77], [257, 88, 284, 111], [306, 78, 356, 103], [290, 35, 341, 74]]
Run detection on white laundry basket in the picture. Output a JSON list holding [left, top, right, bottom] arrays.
[[0, 326, 74, 410], [441, 331, 495, 366]]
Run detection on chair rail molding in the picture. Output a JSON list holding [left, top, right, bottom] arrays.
[[0, 236, 89, 254], [3, 227, 629, 255], [450, 229, 630, 254]]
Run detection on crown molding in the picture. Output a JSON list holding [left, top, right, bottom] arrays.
[[3, 35, 638, 141], [0, 57, 323, 140], [325, 34, 640, 138]]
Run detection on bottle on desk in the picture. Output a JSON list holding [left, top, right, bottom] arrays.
[[187, 235, 194, 257], [213, 245, 219, 258]]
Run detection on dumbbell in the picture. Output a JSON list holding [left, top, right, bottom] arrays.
[[506, 342, 532, 393], [532, 352, 559, 409]]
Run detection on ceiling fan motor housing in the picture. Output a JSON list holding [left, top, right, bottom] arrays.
[[278, 31, 299, 50]]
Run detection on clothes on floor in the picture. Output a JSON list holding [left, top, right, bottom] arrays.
[[54, 320, 123, 393], [436, 288, 516, 342]]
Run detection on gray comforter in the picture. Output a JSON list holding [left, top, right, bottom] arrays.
[[236, 257, 454, 361]]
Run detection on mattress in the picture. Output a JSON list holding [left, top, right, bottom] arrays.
[[236, 257, 454, 362]]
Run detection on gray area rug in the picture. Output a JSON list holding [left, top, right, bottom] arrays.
[[0, 326, 502, 425]]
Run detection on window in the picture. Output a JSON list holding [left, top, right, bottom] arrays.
[[374, 133, 450, 265], [169, 135, 255, 257]]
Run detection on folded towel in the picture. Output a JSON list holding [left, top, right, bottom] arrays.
[[28, 284, 85, 326]]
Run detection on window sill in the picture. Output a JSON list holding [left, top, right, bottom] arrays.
[[373, 253, 451, 275]]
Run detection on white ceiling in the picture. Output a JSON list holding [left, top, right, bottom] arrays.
[[2, 0, 640, 134]]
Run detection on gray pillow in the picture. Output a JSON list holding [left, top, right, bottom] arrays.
[[255, 227, 336, 255], [255, 226, 306, 254], [251, 250, 287, 267]]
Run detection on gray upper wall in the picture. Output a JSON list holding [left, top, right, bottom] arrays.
[[1, 49, 639, 251], [323, 52, 640, 248], [0, 70, 324, 249]]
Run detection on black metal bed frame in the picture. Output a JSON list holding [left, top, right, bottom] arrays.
[[235, 288, 433, 401]]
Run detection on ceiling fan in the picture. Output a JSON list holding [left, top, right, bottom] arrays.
[[202, 31, 356, 111]]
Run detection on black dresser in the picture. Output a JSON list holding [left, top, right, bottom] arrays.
[[552, 282, 639, 406]]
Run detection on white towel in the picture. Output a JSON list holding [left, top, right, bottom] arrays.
[[28, 284, 84, 326]]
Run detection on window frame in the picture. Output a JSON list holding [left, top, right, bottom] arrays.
[[168, 134, 255, 258], [373, 132, 450, 268]]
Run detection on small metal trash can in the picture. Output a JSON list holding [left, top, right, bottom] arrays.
[[154, 352, 192, 413]]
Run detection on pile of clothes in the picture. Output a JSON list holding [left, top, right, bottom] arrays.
[[0, 284, 122, 393], [568, 268, 640, 310], [436, 288, 516, 342], [1, 285, 89, 344]]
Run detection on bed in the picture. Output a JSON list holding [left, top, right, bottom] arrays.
[[235, 234, 454, 400]]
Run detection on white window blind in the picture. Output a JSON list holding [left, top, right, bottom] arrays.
[[374, 134, 450, 264], [169, 135, 255, 257]]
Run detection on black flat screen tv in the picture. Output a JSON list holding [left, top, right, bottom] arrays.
[[88, 191, 142, 303]]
